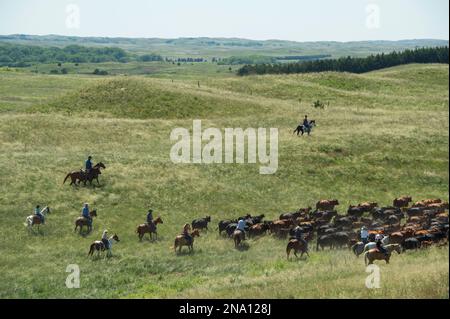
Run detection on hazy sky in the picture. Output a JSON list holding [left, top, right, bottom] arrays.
[[0, 0, 448, 41]]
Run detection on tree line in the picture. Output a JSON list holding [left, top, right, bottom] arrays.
[[0, 43, 164, 67], [237, 46, 449, 76]]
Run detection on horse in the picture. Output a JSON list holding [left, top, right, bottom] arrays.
[[63, 162, 106, 186], [232, 229, 245, 248], [364, 244, 402, 265], [293, 120, 316, 136], [88, 233, 120, 258], [286, 239, 309, 260], [353, 237, 390, 257], [136, 217, 164, 241], [74, 209, 97, 233], [25, 206, 50, 230], [173, 229, 200, 253]]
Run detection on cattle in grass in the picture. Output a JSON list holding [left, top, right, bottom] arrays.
[[192, 216, 211, 231], [393, 196, 412, 208], [248, 222, 270, 237], [316, 199, 339, 211], [218, 219, 237, 235]]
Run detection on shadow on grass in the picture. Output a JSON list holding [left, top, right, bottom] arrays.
[[235, 242, 250, 251]]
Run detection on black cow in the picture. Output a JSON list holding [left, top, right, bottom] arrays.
[[402, 237, 421, 250], [218, 219, 237, 235], [192, 216, 211, 230]]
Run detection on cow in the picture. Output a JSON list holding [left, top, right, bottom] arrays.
[[316, 232, 349, 250], [393, 196, 412, 208], [406, 207, 425, 218], [402, 237, 421, 250], [248, 222, 270, 237], [347, 206, 364, 218], [279, 211, 302, 220], [218, 219, 237, 235], [192, 216, 211, 231], [316, 199, 339, 211], [270, 219, 295, 234], [358, 202, 378, 212]]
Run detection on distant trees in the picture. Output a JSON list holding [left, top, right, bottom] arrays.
[[237, 46, 449, 76], [93, 68, 108, 75], [138, 53, 163, 62], [0, 43, 130, 66]]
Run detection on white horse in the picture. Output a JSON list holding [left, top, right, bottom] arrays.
[[25, 206, 50, 229], [88, 234, 120, 258]]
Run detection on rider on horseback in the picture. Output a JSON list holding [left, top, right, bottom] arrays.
[[236, 219, 246, 240], [182, 223, 192, 245], [303, 115, 310, 130], [146, 209, 153, 224], [34, 205, 45, 224], [82, 203, 92, 226], [375, 234, 388, 256], [361, 226, 369, 244], [101, 229, 110, 250], [85, 156, 93, 178], [293, 226, 308, 250]]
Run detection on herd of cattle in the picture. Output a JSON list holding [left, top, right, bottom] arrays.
[[192, 196, 449, 255]]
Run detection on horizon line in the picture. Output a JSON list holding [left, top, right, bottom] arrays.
[[1, 33, 449, 44]]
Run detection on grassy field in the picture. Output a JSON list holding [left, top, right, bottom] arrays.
[[0, 63, 448, 298]]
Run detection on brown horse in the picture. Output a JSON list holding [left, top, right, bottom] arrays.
[[173, 229, 200, 253], [74, 210, 97, 233], [232, 229, 245, 248], [63, 162, 106, 186], [88, 234, 120, 258], [364, 244, 402, 265], [136, 217, 164, 241], [286, 239, 309, 260]]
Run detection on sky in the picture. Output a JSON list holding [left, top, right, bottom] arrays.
[[0, 0, 448, 42]]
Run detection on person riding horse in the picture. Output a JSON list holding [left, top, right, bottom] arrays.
[[146, 209, 156, 232], [303, 115, 310, 131], [360, 226, 369, 244], [182, 223, 193, 245], [101, 229, 110, 250], [84, 156, 93, 178], [375, 234, 388, 256], [34, 205, 45, 224], [292, 226, 308, 250], [82, 203, 92, 227], [146, 209, 153, 224], [236, 219, 246, 240]]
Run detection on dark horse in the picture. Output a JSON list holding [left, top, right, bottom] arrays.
[[63, 162, 106, 186], [293, 120, 316, 136]]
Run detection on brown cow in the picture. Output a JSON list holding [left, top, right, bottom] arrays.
[[358, 202, 378, 212], [388, 232, 404, 245], [413, 199, 442, 207], [316, 199, 339, 211], [393, 196, 412, 208], [248, 223, 270, 237], [269, 220, 295, 234]]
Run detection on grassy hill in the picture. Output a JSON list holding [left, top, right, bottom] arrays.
[[0, 63, 448, 298]]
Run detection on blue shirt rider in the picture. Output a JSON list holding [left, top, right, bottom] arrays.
[[82, 203, 92, 226], [236, 219, 246, 240], [85, 156, 93, 174], [35, 205, 45, 224], [303, 115, 310, 129]]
